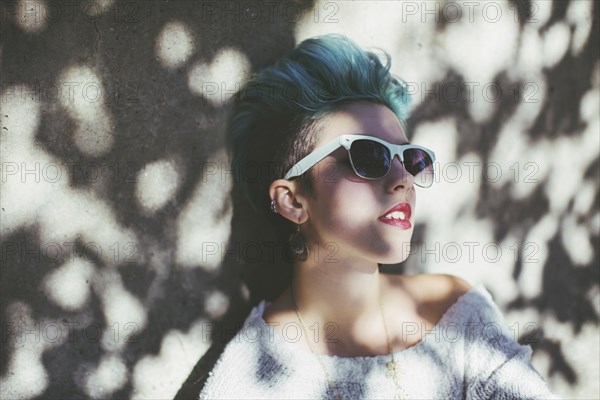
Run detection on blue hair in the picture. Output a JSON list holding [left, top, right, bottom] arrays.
[[226, 34, 411, 221]]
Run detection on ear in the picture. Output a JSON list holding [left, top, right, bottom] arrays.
[[268, 179, 309, 224]]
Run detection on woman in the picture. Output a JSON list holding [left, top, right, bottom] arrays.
[[199, 34, 559, 399]]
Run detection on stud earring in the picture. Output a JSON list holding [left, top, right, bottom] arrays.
[[288, 224, 308, 262], [270, 199, 278, 213]]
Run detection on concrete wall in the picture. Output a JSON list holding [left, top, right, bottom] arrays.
[[1, 0, 598, 399]]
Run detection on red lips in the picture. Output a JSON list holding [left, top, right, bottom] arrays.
[[378, 203, 412, 229]]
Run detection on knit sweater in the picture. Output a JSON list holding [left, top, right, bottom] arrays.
[[199, 284, 560, 399]]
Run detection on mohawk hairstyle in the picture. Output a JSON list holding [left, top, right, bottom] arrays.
[[226, 33, 411, 232]]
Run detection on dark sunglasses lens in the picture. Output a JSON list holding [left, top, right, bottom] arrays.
[[403, 148, 435, 187], [349, 140, 391, 178]]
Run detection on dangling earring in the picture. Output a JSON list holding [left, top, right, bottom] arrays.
[[288, 224, 308, 262]]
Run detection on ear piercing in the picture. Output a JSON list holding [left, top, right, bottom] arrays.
[[270, 199, 278, 213], [269, 199, 309, 262]]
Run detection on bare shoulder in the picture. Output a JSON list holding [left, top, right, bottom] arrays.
[[384, 273, 472, 324], [421, 273, 472, 297], [385, 273, 471, 296]]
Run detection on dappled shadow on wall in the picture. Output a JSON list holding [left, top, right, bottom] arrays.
[[1, 0, 599, 399], [1, 0, 313, 399]]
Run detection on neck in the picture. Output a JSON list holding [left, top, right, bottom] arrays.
[[289, 251, 389, 354], [292, 260, 382, 320]]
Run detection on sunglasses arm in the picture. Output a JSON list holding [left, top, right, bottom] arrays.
[[283, 138, 345, 180]]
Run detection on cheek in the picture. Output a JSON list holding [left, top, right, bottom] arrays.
[[408, 188, 416, 208], [316, 181, 378, 231]]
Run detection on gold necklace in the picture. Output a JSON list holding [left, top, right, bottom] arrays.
[[379, 294, 410, 400], [290, 284, 409, 400]]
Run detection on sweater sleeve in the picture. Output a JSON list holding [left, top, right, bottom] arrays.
[[464, 288, 561, 400]]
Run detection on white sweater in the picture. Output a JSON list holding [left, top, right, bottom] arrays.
[[199, 284, 560, 399]]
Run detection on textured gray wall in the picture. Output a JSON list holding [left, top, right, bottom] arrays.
[[1, 0, 598, 399]]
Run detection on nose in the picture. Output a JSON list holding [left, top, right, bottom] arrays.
[[385, 154, 414, 192]]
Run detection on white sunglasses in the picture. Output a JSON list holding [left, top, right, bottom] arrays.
[[284, 134, 436, 187]]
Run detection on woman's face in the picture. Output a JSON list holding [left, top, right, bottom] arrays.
[[302, 102, 416, 265]]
